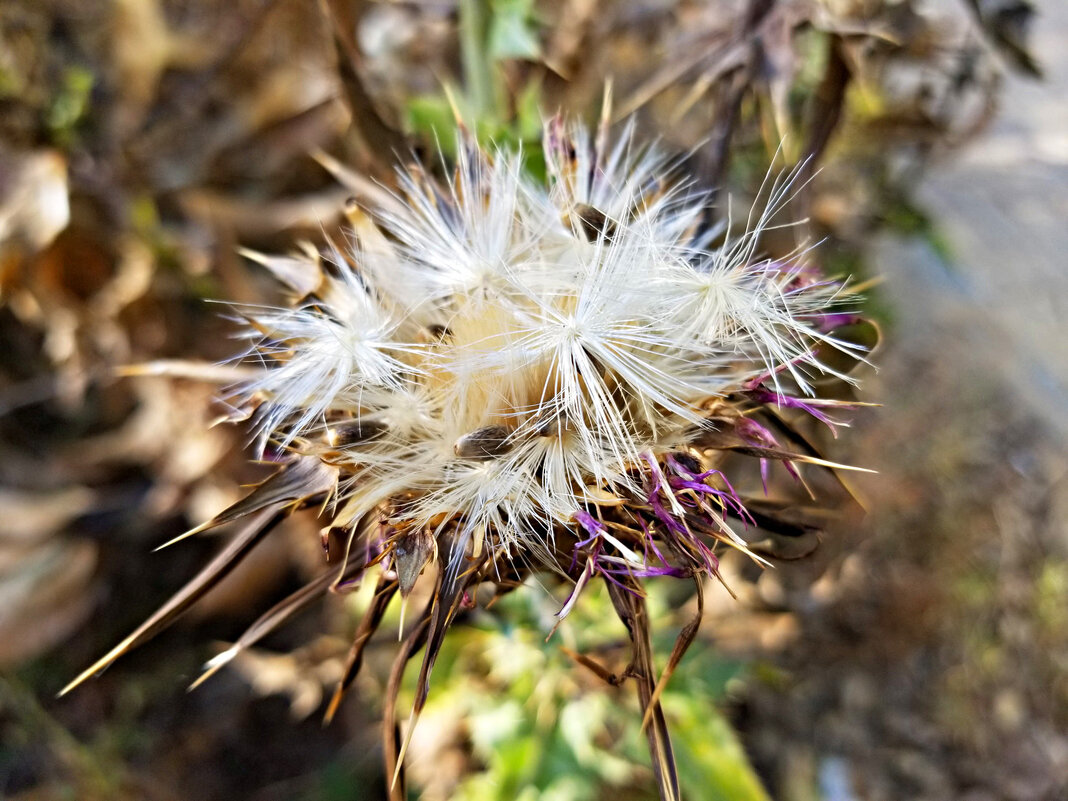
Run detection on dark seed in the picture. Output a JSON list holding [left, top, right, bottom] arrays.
[[531, 412, 568, 438], [573, 203, 617, 241], [330, 419, 388, 447], [453, 425, 513, 458]]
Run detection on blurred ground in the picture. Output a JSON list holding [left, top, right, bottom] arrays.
[[718, 6, 1068, 798], [910, 0, 1068, 434]]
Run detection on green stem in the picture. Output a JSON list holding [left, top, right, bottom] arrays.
[[459, 0, 492, 117]]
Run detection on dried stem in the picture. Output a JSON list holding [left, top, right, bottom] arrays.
[[606, 576, 681, 801]]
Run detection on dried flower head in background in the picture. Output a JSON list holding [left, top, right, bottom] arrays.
[[64, 116, 875, 801]]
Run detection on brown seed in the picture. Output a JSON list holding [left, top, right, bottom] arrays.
[[453, 425, 514, 458], [329, 419, 388, 447], [530, 409, 570, 438], [572, 203, 617, 241]]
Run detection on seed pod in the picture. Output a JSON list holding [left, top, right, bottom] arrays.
[[453, 425, 514, 458]]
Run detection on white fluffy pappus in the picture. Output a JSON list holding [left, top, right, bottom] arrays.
[[232, 119, 859, 565], [60, 119, 876, 801]]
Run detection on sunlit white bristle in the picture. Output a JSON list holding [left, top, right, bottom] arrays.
[[234, 119, 858, 564]]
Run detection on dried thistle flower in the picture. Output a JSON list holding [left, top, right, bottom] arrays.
[[64, 116, 874, 801]]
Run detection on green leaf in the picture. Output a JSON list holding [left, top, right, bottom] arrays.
[[406, 94, 461, 156], [47, 65, 94, 146], [515, 76, 544, 141], [666, 694, 773, 801]]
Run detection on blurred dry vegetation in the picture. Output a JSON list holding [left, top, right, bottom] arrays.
[[1, 1, 1065, 800]]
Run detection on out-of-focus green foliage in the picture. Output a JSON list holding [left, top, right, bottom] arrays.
[[46, 66, 93, 147], [405, 0, 545, 175], [396, 580, 771, 801]]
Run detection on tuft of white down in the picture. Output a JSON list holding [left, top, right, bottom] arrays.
[[235, 122, 854, 562], [233, 260, 416, 445]]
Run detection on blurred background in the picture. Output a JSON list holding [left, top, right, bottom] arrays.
[[1, 1, 1064, 799]]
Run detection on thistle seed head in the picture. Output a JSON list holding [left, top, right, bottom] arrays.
[[65, 117, 875, 801], [229, 119, 860, 569]]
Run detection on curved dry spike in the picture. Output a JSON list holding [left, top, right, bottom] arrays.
[[324, 574, 398, 725], [606, 576, 681, 801], [385, 536, 484, 790], [190, 557, 368, 692], [155, 456, 337, 551], [641, 577, 704, 734], [316, 0, 406, 166], [391, 710, 417, 794], [759, 409, 869, 511], [411, 537, 478, 717], [237, 247, 323, 298], [697, 431, 876, 474], [60, 507, 284, 697], [310, 149, 406, 217], [116, 360, 261, 383], [383, 607, 432, 801]]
